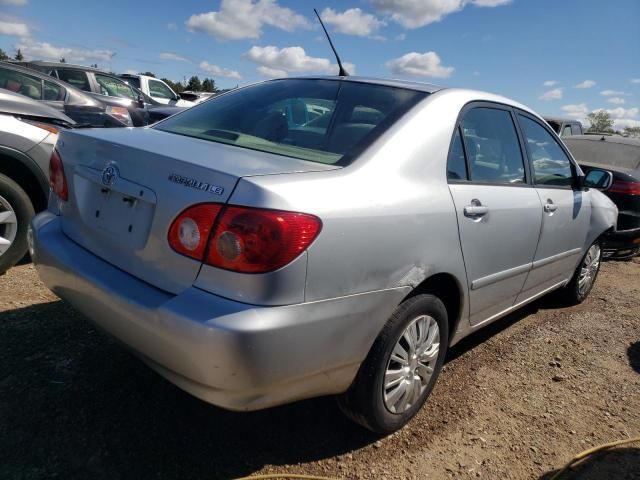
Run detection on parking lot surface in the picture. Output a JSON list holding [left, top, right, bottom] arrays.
[[1, 259, 639, 479]]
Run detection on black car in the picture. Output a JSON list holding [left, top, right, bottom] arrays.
[[565, 134, 640, 258], [16, 61, 184, 126], [0, 61, 127, 127]]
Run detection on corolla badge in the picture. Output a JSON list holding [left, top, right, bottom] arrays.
[[101, 164, 119, 187]]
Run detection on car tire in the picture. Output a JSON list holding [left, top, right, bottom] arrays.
[[560, 241, 602, 305], [338, 294, 449, 434], [0, 173, 35, 275]]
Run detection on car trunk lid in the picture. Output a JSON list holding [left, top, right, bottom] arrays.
[[55, 128, 338, 294]]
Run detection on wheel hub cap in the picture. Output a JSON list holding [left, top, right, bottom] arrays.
[[383, 314, 440, 414], [578, 244, 601, 296], [0, 194, 18, 257]]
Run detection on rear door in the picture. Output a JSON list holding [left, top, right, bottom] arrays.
[[515, 112, 590, 300], [448, 104, 543, 325]]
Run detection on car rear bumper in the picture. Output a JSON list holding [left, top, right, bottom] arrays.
[[30, 212, 407, 411], [602, 227, 640, 258]]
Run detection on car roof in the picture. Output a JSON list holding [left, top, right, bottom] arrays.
[[563, 134, 640, 172], [288, 75, 444, 93], [543, 116, 581, 124], [18, 60, 106, 72]]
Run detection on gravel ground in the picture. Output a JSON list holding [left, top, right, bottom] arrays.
[[1, 258, 639, 480]]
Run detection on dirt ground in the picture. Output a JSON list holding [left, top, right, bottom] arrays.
[[1, 258, 639, 480]]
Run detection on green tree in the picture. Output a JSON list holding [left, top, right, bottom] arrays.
[[139, 71, 156, 78], [14, 49, 24, 61], [187, 75, 202, 91], [0, 48, 8, 60], [161, 78, 184, 94], [59, 57, 66, 63], [202, 78, 216, 93], [623, 126, 640, 138], [586, 111, 614, 133]]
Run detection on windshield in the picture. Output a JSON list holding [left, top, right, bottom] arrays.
[[154, 79, 427, 165]]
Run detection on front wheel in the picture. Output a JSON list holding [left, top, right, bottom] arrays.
[[0, 174, 34, 274], [560, 241, 602, 305], [338, 294, 448, 434]]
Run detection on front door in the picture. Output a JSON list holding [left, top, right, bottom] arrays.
[[515, 113, 591, 300], [447, 105, 543, 325]]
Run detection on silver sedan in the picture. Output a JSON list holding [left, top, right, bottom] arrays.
[[31, 77, 617, 433]]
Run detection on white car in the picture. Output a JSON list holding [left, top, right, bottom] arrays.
[[119, 74, 194, 108]]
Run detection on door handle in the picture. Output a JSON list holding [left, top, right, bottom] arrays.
[[464, 199, 489, 218], [543, 200, 558, 213]]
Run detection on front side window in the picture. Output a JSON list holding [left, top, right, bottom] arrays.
[[460, 107, 526, 184], [56, 69, 91, 91], [0, 68, 42, 100], [155, 79, 426, 165], [149, 79, 175, 99], [43, 80, 65, 101], [95, 73, 136, 100], [518, 115, 574, 187]]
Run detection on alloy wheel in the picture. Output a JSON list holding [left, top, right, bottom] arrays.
[[0, 194, 18, 258], [578, 244, 601, 296]]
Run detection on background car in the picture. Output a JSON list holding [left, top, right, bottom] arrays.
[[544, 117, 584, 137], [0, 61, 128, 127], [0, 88, 75, 273], [119, 74, 195, 107], [564, 134, 640, 258]]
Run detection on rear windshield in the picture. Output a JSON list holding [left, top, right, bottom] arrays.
[[154, 79, 427, 165]]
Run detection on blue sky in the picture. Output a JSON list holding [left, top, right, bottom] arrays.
[[1, 0, 639, 128]]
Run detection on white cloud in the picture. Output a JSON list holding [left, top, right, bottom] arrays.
[[600, 89, 626, 96], [14, 39, 114, 62], [199, 61, 242, 79], [605, 107, 638, 119], [0, 20, 29, 36], [257, 66, 288, 78], [320, 7, 385, 37], [607, 97, 625, 105], [369, 0, 511, 29], [539, 88, 563, 101], [386, 51, 453, 78], [632, 78, 640, 84], [575, 80, 596, 89], [0, 0, 28, 5], [395, 33, 406, 40], [160, 52, 189, 62], [561, 103, 589, 117], [186, 0, 309, 41], [244, 45, 355, 76], [543, 80, 557, 87], [614, 118, 640, 129], [167, 23, 177, 31]]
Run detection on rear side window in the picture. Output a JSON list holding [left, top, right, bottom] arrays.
[[0, 68, 42, 100], [460, 107, 526, 184], [57, 69, 91, 91], [562, 125, 572, 137], [518, 115, 574, 187], [155, 79, 427, 166], [571, 124, 582, 135], [447, 128, 467, 180]]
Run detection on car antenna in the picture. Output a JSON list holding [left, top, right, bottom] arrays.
[[313, 8, 349, 77]]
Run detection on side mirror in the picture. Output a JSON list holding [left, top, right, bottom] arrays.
[[584, 168, 613, 190]]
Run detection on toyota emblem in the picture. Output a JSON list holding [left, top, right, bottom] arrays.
[[101, 164, 119, 187]]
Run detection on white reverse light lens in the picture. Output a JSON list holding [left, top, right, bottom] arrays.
[[178, 218, 200, 251]]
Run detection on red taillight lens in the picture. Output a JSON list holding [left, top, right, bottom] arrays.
[[206, 206, 322, 273], [609, 180, 640, 195], [49, 149, 68, 201], [167, 204, 322, 273], [168, 204, 223, 260]]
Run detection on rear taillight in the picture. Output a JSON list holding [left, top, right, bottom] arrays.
[[49, 149, 68, 201], [106, 106, 133, 127], [609, 180, 640, 195], [168, 204, 322, 273], [168, 204, 223, 260]]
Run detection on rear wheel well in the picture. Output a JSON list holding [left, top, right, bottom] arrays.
[[0, 155, 48, 213], [405, 273, 463, 343]]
